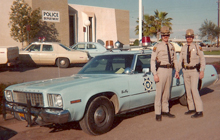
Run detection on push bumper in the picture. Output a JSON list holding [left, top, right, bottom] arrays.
[[3, 99, 70, 126]]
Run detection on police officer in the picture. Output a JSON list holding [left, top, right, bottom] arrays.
[[151, 26, 179, 121], [178, 29, 206, 118]]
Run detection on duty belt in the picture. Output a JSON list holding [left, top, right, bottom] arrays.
[[158, 64, 174, 68], [183, 65, 196, 70]]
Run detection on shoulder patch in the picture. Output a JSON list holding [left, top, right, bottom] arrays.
[[199, 46, 202, 51], [153, 47, 157, 52]]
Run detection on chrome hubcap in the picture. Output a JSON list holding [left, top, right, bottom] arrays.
[[60, 60, 66, 65], [94, 105, 108, 127]]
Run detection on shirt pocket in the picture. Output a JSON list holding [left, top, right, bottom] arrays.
[[190, 48, 198, 59]]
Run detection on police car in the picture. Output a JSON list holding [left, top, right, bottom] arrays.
[[3, 50, 218, 135]]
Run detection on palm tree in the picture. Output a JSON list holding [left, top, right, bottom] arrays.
[[135, 14, 156, 37], [199, 19, 220, 47], [135, 9, 173, 41], [154, 10, 172, 41]]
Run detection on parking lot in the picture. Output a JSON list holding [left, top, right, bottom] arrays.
[[0, 64, 84, 84]]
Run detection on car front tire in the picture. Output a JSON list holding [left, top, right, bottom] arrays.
[[179, 93, 187, 106], [56, 58, 70, 68], [79, 96, 115, 135]]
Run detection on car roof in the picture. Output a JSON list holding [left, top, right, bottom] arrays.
[[99, 50, 152, 56], [30, 42, 61, 45]]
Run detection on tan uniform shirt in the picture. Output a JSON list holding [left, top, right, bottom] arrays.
[[151, 41, 179, 75], [179, 43, 205, 71]]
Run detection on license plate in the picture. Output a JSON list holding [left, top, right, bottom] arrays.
[[18, 113, 25, 120]]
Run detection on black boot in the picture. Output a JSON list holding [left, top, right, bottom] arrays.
[[161, 112, 175, 118], [156, 115, 162, 121], [184, 110, 196, 115], [191, 112, 203, 118]]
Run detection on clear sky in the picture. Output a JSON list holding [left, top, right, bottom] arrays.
[[68, 0, 218, 40]]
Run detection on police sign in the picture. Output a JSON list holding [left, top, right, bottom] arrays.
[[42, 10, 60, 22]]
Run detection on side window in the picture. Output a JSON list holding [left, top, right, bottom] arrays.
[[77, 44, 86, 50], [42, 45, 53, 51], [26, 44, 41, 51], [135, 55, 151, 73], [87, 44, 96, 49]]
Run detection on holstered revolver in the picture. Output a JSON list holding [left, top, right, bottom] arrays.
[[195, 63, 201, 72], [156, 61, 161, 71]]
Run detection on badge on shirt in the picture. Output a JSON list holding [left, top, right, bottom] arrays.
[[153, 47, 157, 52]]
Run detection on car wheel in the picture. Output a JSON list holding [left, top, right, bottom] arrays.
[[79, 96, 115, 135], [179, 93, 187, 106], [56, 58, 70, 68]]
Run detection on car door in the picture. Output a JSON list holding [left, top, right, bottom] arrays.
[[21, 44, 41, 64], [128, 54, 156, 109], [74, 43, 86, 51], [85, 44, 100, 57], [40, 44, 56, 64]]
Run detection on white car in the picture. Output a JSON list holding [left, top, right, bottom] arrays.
[[19, 42, 90, 68], [71, 42, 108, 58]]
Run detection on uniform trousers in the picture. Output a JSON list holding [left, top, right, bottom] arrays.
[[155, 68, 172, 115], [183, 69, 203, 112]]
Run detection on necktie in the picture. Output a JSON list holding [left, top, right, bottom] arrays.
[[187, 45, 190, 63], [167, 44, 171, 64]]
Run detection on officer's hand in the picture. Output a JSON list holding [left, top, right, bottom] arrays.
[[175, 71, 179, 79], [154, 74, 159, 82], [199, 71, 204, 79]]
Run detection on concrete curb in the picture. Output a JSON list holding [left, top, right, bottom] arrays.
[[204, 55, 220, 58]]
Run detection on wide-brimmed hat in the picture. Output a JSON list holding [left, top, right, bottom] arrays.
[[185, 29, 194, 37], [160, 26, 170, 35]]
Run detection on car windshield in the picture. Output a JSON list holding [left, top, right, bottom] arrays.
[[59, 43, 72, 51], [78, 54, 134, 74]]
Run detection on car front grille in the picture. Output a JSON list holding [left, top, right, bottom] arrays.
[[12, 91, 44, 107]]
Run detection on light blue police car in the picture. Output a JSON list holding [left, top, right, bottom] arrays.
[[3, 50, 218, 135]]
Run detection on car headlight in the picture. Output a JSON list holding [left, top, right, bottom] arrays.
[[48, 94, 63, 108], [4, 90, 13, 102]]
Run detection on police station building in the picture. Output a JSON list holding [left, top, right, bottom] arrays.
[[1, 0, 129, 48]]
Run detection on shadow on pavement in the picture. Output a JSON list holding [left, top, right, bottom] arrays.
[[42, 121, 82, 133], [0, 126, 17, 140], [0, 63, 39, 73]]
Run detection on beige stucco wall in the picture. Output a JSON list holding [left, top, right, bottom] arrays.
[[0, 0, 22, 48], [0, 0, 69, 48], [26, 0, 70, 47], [69, 4, 129, 46], [115, 9, 129, 45], [0, 1, 129, 49]]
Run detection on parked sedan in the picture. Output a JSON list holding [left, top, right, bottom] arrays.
[[3, 50, 218, 135], [19, 42, 90, 68], [71, 42, 108, 58]]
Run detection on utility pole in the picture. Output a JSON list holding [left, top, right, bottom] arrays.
[[139, 0, 142, 43], [218, 0, 220, 47]]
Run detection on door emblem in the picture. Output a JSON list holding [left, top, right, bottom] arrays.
[[143, 77, 153, 92]]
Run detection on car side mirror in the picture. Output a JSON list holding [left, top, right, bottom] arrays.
[[124, 67, 133, 74], [143, 68, 150, 77], [142, 68, 150, 73]]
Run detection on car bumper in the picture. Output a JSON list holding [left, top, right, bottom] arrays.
[[4, 103, 70, 125], [37, 110, 70, 125]]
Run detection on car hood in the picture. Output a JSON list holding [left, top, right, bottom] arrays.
[[7, 74, 122, 92]]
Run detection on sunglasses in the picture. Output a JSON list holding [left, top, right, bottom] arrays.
[[162, 35, 170, 37], [186, 36, 194, 38]]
